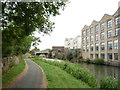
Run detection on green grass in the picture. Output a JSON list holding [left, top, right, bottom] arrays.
[[31, 57, 120, 89], [32, 58, 91, 88], [31, 57, 97, 88], [2, 59, 25, 87], [100, 77, 120, 89]]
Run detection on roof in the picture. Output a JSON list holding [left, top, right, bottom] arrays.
[[52, 46, 64, 48]]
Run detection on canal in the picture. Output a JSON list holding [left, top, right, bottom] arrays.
[[78, 62, 120, 84]]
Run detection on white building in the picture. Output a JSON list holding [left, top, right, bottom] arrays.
[[64, 36, 81, 49], [64, 38, 73, 49]]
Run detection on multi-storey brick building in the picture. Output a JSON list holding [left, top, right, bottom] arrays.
[[81, 8, 120, 62]]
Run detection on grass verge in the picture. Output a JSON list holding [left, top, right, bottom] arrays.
[[100, 77, 120, 89], [31, 57, 120, 89], [31, 57, 96, 88], [32, 58, 91, 88], [2, 59, 25, 87]]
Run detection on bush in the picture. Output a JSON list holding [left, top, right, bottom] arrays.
[[78, 56, 83, 59], [93, 58, 105, 65], [66, 52, 73, 61], [100, 77, 120, 89], [48, 51, 52, 58], [85, 58, 91, 64], [34, 58, 97, 88], [55, 53, 66, 60], [39, 54, 45, 58]]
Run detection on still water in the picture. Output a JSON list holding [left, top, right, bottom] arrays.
[[79, 62, 120, 83]]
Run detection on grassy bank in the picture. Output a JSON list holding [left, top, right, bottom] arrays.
[[100, 77, 120, 89], [32, 58, 91, 88], [31, 57, 120, 89], [2, 59, 25, 87], [31, 57, 97, 88]]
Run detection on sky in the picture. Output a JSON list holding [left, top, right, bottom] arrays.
[[32, 0, 120, 51]]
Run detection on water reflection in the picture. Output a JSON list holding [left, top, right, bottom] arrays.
[[79, 63, 120, 83]]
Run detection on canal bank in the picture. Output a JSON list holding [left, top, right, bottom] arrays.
[[78, 62, 120, 85], [108, 60, 120, 67], [44, 58, 120, 85]]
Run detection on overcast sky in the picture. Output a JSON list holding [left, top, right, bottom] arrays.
[[32, 0, 120, 51]]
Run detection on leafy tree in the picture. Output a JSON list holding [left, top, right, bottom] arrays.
[[73, 49, 78, 58], [48, 50, 52, 58], [2, 1, 68, 57], [66, 52, 73, 61]]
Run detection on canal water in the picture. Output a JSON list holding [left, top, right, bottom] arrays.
[[78, 62, 120, 84]]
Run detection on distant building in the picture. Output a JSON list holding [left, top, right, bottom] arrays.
[[64, 36, 82, 49], [81, 8, 120, 62], [52, 46, 65, 58], [64, 38, 73, 49]]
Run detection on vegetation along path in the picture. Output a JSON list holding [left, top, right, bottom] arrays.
[[31, 58, 91, 88], [10, 58, 46, 88]]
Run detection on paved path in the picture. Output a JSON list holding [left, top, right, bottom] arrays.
[[12, 58, 43, 88]]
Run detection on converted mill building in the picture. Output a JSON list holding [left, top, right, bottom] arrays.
[[81, 8, 120, 62]]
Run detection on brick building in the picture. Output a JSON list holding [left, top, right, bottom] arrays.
[[81, 8, 120, 62]]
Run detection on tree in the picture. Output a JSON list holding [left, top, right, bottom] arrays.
[[2, 1, 68, 57], [66, 52, 73, 61], [48, 50, 52, 58]]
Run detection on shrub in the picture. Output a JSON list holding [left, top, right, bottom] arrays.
[[94, 58, 105, 65], [55, 53, 66, 60], [39, 54, 45, 58], [48, 51, 52, 58], [100, 77, 120, 89], [78, 56, 83, 59], [85, 58, 91, 64], [66, 52, 73, 61], [34, 58, 97, 88]]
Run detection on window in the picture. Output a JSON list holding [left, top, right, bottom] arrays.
[[107, 30, 112, 38], [82, 38, 84, 44], [115, 28, 120, 35], [90, 54, 94, 59], [90, 44, 94, 51], [95, 43, 99, 51], [107, 20, 112, 28], [86, 37, 89, 43], [101, 42, 105, 50], [86, 30, 89, 35], [95, 34, 98, 41], [108, 53, 112, 60], [115, 16, 120, 25], [90, 36, 94, 41], [95, 54, 99, 58], [82, 38, 86, 44], [84, 38, 86, 43], [83, 46, 86, 51], [114, 40, 118, 50], [82, 31, 86, 36], [95, 25, 99, 32], [86, 45, 89, 52], [90, 27, 94, 34], [101, 54, 105, 59], [114, 53, 118, 60], [108, 41, 112, 50], [101, 32, 105, 40], [101, 22, 105, 30]]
